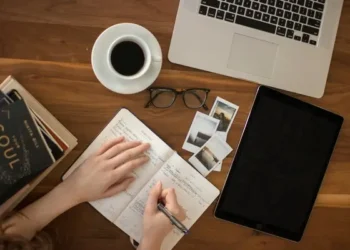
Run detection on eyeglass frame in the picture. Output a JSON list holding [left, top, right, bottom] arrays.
[[145, 87, 210, 110]]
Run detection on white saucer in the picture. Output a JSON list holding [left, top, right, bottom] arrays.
[[91, 23, 162, 94]]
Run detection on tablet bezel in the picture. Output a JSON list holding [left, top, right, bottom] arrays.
[[214, 86, 344, 241]]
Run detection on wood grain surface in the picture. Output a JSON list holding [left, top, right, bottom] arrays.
[[1, 0, 350, 249]]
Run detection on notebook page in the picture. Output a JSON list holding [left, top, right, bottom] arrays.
[[115, 153, 220, 250], [63, 108, 174, 222]]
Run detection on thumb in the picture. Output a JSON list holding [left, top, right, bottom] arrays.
[[145, 181, 162, 214]]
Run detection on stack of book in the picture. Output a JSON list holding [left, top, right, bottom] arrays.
[[0, 76, 77, 218]]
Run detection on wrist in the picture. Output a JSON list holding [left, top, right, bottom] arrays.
[[139, 236, 163, 250]]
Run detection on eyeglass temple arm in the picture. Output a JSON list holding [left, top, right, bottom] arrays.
[[144, 91, 163, 108], [190, 91, 209, 110], [144, 100, 152, 108]]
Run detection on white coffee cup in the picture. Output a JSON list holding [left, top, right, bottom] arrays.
[[91, 23, 163, 94], [107, 35, 161, 80]]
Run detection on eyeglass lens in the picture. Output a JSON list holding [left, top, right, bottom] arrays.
[[151, 89, 176, 108], [183, 90, 207, 108]]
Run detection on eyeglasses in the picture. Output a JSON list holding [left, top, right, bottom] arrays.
[[145, 88, 210, 110]]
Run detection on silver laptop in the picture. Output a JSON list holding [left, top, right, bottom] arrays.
[[169, 0, 343, 98]]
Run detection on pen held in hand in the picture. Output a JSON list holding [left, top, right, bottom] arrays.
[[157, 203, 189, 235]]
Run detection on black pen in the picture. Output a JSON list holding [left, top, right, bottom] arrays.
[[157, 203, 189, 235]]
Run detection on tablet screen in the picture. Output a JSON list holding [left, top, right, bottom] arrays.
[[215, 87, 343, 241]]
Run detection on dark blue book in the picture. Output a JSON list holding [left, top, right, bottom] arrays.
[[0, 91, 10, 107], [6, 90, 64, 161], [0, 99, 55, 204]]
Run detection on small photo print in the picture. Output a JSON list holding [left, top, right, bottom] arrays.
[[183, 112, 220, 153], [195, 146, 219, 171], [210, 97, 239, 133], [189, 134, 233, 177]]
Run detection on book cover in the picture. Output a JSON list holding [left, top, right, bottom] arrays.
[[6, 90, 65, 160], [0, 92, 10, 106], [0, 99, 55, 204]]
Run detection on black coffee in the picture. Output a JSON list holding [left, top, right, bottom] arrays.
[[110, 41, 145, 76]]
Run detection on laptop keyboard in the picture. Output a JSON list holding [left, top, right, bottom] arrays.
[[198, 0, 325, 46]]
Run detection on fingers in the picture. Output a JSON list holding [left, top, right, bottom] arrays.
[[162, 188, 180, 207], [112, 155, 149, 178], [161, 189, 186, 220], [96, 137, 124, 155], [1, 218, 12, 231], [103, 177, 135, 198], [102, 141, 142, 160], [109, 143, 150, 167], [145, 181, 162, 214], [164, 188, 179, 206]]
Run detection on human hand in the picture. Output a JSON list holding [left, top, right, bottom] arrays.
[[64, 137, 150, 204], [140, 181, 186, 250], [1, 212, 38, 240]]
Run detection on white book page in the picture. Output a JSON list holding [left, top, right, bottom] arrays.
[[115, 153, 220, 250], [63, 108, 174, 222]]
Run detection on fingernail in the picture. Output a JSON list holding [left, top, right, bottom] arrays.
[[142, 156, 150, 162]]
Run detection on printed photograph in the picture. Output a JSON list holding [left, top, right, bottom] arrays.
[[189, 134, 233, 176], [194, 146, 219, 171], [212, 101, 237, 132], [186, 115, 218, 147]]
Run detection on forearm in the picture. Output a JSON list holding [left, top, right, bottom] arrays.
[[20, 181, 80, 232]]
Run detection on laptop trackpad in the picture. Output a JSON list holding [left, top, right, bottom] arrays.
[[227, 33, 278, 78]]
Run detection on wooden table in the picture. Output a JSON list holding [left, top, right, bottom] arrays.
[[1, 0, 350, 249]]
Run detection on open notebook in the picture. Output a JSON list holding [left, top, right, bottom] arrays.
[[63, 108, 220, 250]]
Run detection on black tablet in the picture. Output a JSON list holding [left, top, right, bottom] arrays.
[[215, 86, 343, 241]]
